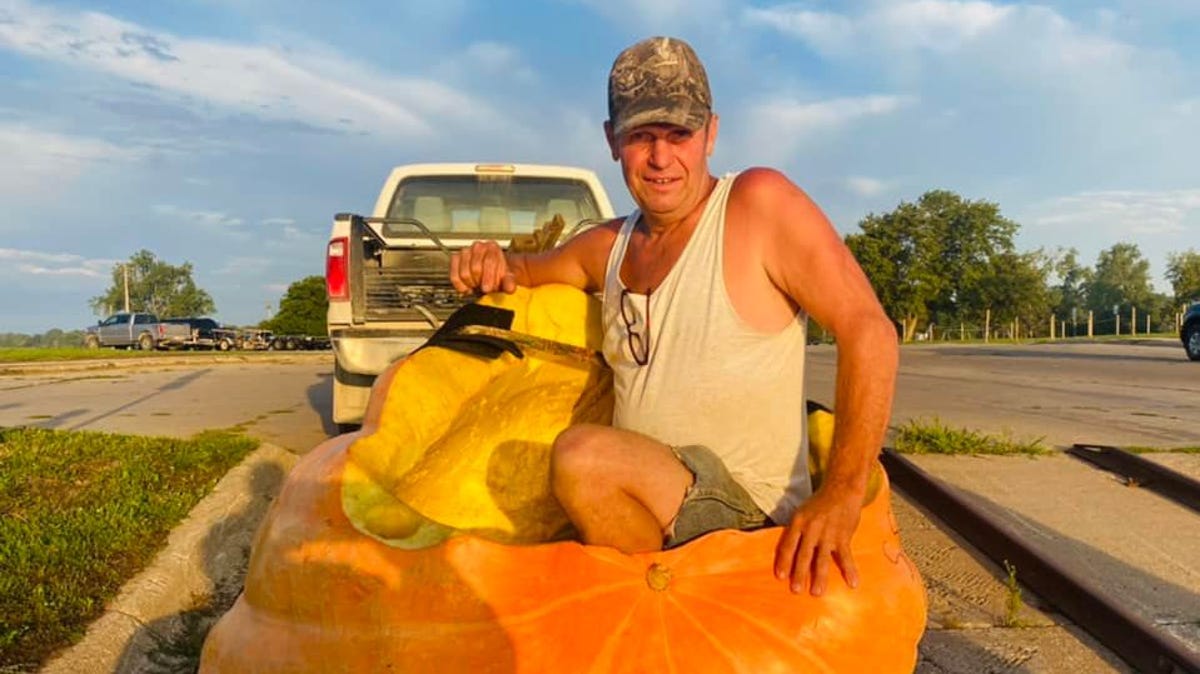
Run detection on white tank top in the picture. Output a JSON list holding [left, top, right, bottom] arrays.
[[601, 173, 812, 522]]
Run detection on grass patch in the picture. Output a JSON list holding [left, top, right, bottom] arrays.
[[894, 418, 1049, 456], [0, 426, 257, 670], [0, 348, 170, 363], [1124, 446, 1200, 454]]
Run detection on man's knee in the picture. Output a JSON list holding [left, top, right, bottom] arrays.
[[551, 423, 608, 484]]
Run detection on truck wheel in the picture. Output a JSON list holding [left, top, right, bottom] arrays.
[[1185, 323, 1200, 361], [138, 333, 155, 351], [84, 335, 100, 349], [218, 338, 233, 351]]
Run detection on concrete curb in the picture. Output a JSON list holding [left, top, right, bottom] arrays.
[[39, 443, 299, 674]]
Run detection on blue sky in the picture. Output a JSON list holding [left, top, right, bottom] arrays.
[[1, 0, 1197, 334]]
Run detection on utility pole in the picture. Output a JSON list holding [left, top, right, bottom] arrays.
[[122, 264, 131, 313]]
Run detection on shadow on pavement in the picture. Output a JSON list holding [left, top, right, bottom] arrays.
[[305, 371, 338, 438], [112, 460, 286, 673], [65, 369, 213, 431]]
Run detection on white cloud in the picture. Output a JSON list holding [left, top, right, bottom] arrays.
[[575, 0, 728, 27], [0, 248, 115, 277], [751, 95, 911, 130], [261, 217, 296, 226], [1175, 98, 1200, 115], [0, 0, 509, 140], [152, 204, 244, 228], [1028, 190, 1200, 236], [462, 42, 536, 83], [282, 225, 320, 241], [743, 6, 857, 54], [0, 123, 145, 195], [845, 176, 890, 198], [744, 1, 1141, 82], [745, 1, 1012, 55], [737, 94, 913, 164], [875, 0, 1013, 51], [213, 256, 271, 276]]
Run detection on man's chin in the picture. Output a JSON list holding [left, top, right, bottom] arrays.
[[635, 193, 680, 215]]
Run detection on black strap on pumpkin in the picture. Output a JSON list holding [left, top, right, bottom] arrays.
[[420, 303, 523, 360], [806, 399, 833, 415]]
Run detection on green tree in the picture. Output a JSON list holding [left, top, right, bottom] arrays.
[[847, 190, 1024, 341], [1165, 249, 1200, 305], [263, 276, 328, 336], [1086, 243, 1154, 334], [846, 207, 943, 341], [1051, 247, 1092, 323], [977, 250, 1053, 336], [921, 191, 1020, 326], [90, 250, 215, 318]]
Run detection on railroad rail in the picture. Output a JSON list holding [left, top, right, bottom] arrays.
[[881, 448, 1200, 674], [1066, 444, 1200, 514]]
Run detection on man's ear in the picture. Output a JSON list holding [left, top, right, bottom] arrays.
[[603, 120, 619, 161], [705, 114, 719, 157]]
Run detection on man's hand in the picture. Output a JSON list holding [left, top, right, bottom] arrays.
[[450, 241, 517, 295], [773, 486, 864, 596]]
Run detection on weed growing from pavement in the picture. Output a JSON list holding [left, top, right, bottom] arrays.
[[1001, 560, 1025, 627], [893, 418, 1049, 456], [0, 426, 256, 670]]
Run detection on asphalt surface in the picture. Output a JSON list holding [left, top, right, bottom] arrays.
[[6, 340, 1198, 673]]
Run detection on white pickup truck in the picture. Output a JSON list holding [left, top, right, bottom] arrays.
[[325, 163, 616, 430]]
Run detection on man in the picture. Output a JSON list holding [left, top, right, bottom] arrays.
[[449, 36, 897, 597]]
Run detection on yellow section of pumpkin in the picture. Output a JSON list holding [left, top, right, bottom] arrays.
[[807, 407, 884, 504], [343, 284, 612, 546]]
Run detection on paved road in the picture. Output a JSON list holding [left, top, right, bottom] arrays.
[[811, 339, 1200, 449], [0, 353, 336, 453], [4, 342, 1198, 672], [2, 340, 1195, 453]]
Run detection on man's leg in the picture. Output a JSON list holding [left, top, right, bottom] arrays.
[[551, 423, 693, 553]]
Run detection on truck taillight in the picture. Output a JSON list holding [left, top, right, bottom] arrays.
[[326, 237, 348, 300]]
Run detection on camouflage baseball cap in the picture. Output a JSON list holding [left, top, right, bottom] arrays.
[[607, 36, 712, 138]]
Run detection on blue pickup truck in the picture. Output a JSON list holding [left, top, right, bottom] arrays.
[[83, 312, 192, 350], [1182, 303, 1200, 361]]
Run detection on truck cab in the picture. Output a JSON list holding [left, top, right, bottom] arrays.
[[326, 163, 615, 429]]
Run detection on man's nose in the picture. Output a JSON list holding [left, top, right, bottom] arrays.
[[648, 138, 671, 168]]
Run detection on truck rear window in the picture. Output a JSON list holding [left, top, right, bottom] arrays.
[[386, 175, 602, 236]]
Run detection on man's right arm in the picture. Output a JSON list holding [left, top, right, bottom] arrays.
[[449, 221, 620, 295]]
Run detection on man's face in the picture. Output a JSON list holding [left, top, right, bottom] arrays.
[[605, 115, 719, 221]]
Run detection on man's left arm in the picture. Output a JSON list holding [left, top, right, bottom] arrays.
[[740, 168, 899, 596]]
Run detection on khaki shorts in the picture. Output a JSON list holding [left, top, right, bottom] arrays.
[[664, 445, 772, 549]]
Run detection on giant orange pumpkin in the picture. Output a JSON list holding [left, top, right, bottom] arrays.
[[200, 285, 926, 673]]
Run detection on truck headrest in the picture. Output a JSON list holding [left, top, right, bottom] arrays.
[[413, 196, 447, 231], [479, 206, 510, 234]]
